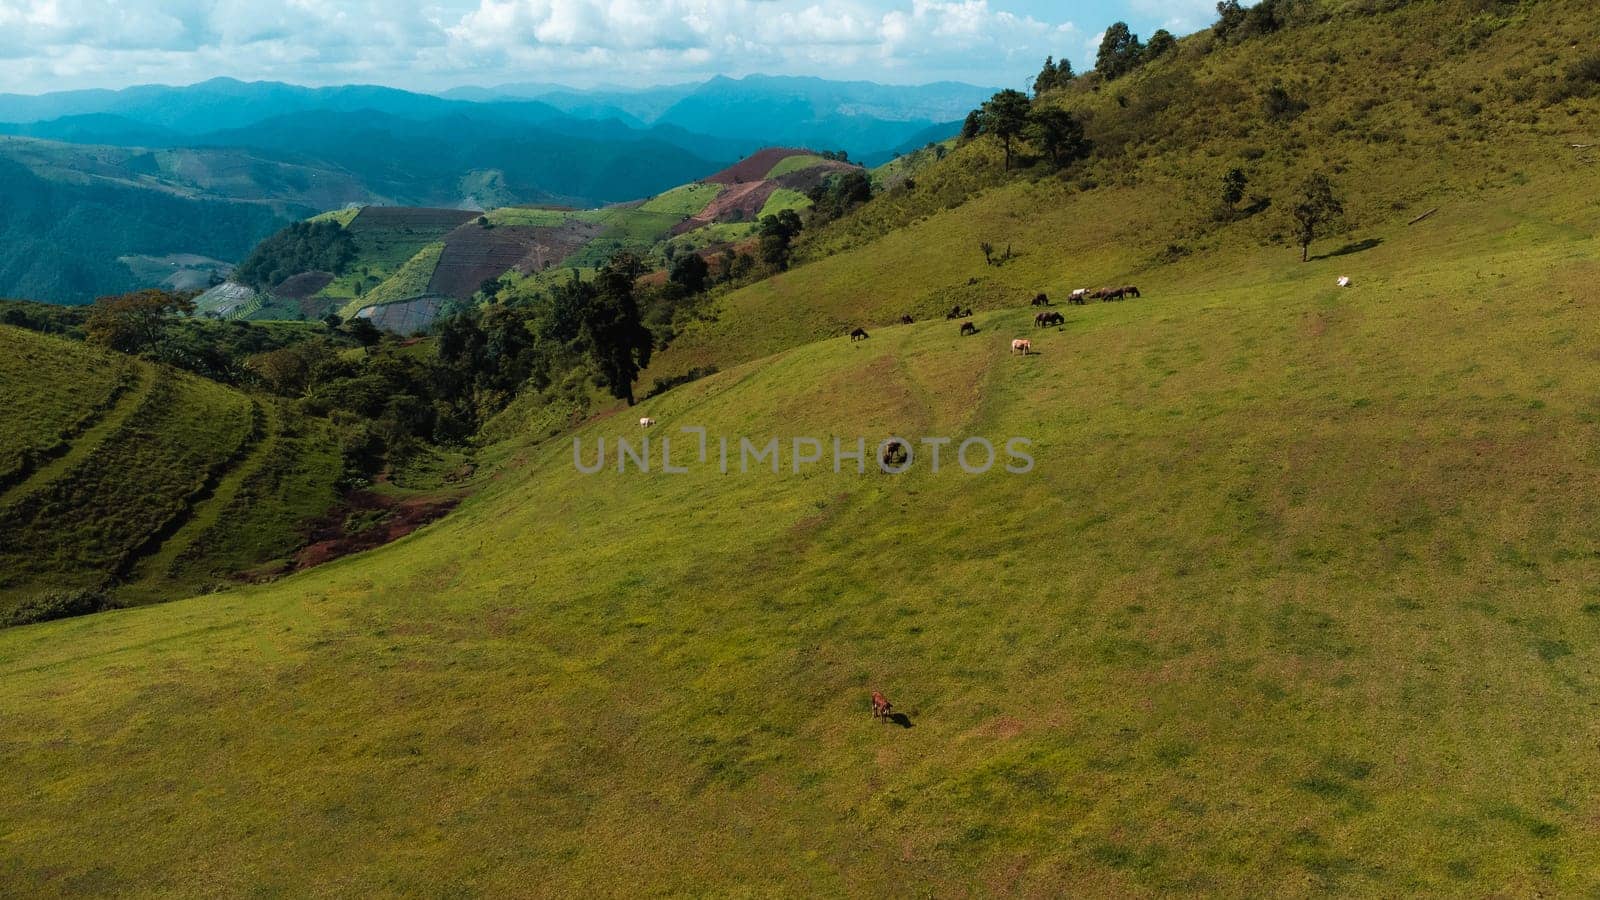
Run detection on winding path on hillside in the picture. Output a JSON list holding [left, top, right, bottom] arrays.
[[0, 364, 156, 512], [111, 400, 271, 597]]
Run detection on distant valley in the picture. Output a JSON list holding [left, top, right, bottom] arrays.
[[0, 76, 987, 304]]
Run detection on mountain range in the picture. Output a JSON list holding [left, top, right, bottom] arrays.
[[0, 76, 988, 304]]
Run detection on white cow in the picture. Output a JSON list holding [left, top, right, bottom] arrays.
[[1011, 339, 1032, 356], [639, 417, 656, 427], [1337, 276, 1352, 287]]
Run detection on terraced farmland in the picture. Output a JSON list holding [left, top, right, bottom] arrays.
[[341, 242, 445, 319], [211, 152, 868, 330]]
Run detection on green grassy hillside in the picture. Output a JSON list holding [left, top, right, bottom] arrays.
[[4, 0, 1600, 893], [3, 152, 1598, 892], [0, 326, 140, 491], [0, 326, 344, 619]]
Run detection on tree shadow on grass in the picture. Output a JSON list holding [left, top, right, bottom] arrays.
[[1312, 237, 1384, 261]]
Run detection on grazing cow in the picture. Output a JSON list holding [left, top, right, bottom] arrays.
[[871, 690, 893, 720], [639, 417, 656, 428], [900, 314, 914, 324], [960, 321, 977, 336], [1035, 311, 1064, 327], [946, 305, 963, 320], [1011, 338, 1032, 355], [1031, 293, 1051, 307], [1337, 276, 1351, 287], [1122, 285, 1141, 298], [961, 307, 973, 317], [850, 327, 869, 342], [881, 441, 909, 468], [1069, 288, 1090, 305], [1098, 287, 1125, 302]]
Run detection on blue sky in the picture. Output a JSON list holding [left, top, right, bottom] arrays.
[[0, 1, 1225, 95]]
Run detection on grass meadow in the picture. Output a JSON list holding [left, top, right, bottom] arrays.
[[3, 158, 1598, 891]]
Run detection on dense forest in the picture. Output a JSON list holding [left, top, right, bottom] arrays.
[[0, 158, 292, 304]]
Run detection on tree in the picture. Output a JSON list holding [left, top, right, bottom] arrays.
[[669, 253, 710, 295], [807, 170, 874, 224], [758, 209, 804, 270], [979, 89, 1032, 171], [1288, 173, 1344, 262], [345, 316, 383, 347], [1096, 22, 1144, 79], [1028, 107, 1091, 168], [583, 252, 654, 406], [960, 109, 983, 141], [1221, 167, 1248, 213], [1214, 0, 1247, 38], [1034, 56, 1057, 96], [83, 289, 195, 355], [1146, 29, 1176, 58]]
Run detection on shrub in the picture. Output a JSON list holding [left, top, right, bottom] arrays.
[[7, 588, 115, 627]]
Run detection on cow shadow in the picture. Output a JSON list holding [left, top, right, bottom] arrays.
[[1313, 237, 1383, 260], [887, 712, 914, 729]]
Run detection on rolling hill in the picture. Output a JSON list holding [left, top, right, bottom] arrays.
[[0, 325, 346, 620], [3, 0, 1600, 894]]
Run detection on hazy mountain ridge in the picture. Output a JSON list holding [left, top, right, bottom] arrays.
[[0, 75, 988, 303]]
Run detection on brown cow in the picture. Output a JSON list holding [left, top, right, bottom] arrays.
[[1098, 287, 1125, 302], [1035, 311, 1064, 327], [1031, 293, 1051, 306], [899, 314, 914, 324], [871, 690, 893, 720], [1122, 285, 1141, 298], [850, 327, 869, 341], [960, 321, 977, 336]]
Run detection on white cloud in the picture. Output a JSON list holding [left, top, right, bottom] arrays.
[[0, 0, 1111, 94]]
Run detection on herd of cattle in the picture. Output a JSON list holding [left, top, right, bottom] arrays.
[[847, 284, 1145, 355]]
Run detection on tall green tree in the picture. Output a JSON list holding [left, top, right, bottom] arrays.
[[583, 252, 654, 405], [1288, 174, 1344, 262], [960, 109, 983, 141], [1028, 107, 1091, 168], [1095, 22, 1144, 79], [669, 253, 710, 295], [758, 209, 804, 271], [83, 289, 195, 356], [1146, 29, 1177, 58], [979, 89, 1032, 171], [1221, 167, 1248, 213]]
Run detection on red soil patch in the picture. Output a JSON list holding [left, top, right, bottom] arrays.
[[703, 148, 812, 185], [671, 181, 779, 236], [291, 490, 460, 571], [273, 270, 334, 300]]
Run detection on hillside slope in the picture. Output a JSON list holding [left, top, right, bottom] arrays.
[[4, 0, 1600, 893], [0, 326, 343, 619], [3, 153, 1599, 892]]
